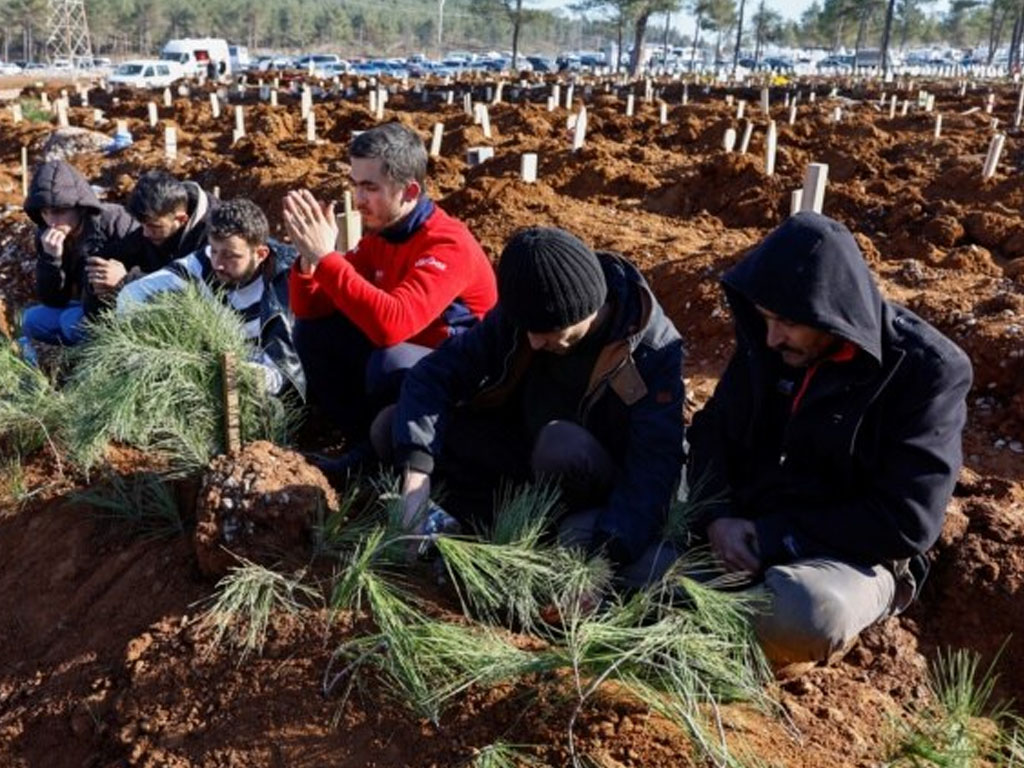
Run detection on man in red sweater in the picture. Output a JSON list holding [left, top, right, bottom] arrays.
[[284, 122, 497, 471]]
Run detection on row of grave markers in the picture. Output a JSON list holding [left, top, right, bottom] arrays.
[[9, 72, 1022, 214]]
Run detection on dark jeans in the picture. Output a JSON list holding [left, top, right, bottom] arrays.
[[373, 411, 674, 587], [294, 312, 431, 441]]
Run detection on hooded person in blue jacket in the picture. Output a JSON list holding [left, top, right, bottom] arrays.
[[687, 212, 972, 667], [384, 227, 685, 585]]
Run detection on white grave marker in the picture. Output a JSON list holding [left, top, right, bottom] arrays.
[[982, 133, 1005, 180], [520, 153, 538, 183], [765, 120, 777, 177], [466, 146, 494, 166], [164, 126, 177, 160], [723, 127, 737, 153], [739, 120, 754, 154], [148, 101, 158, 127], [429, 122, 444, 158], [210, 92, 221, 118], [799, 162, 829, 214], [572, 107, 588, 151]]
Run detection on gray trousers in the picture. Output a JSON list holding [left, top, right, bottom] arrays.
[[745, 557, 902, 666]]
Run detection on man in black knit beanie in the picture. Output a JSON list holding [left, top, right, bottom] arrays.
[[378, 226, 686, 585]]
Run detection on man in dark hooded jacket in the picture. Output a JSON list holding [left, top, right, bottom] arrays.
[[687, 212, 972, 667], [386, 227, 685, 585], [123, 170, 217, 275], [21, 160, 138, 348]]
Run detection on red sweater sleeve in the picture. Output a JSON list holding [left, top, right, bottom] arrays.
[[288, 245, 375, 319], [310, 245, 470, 347], [288, 264, 336, 318]]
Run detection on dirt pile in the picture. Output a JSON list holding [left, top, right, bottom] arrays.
[[194, 440, 337, 577]]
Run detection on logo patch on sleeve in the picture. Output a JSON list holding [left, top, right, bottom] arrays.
[[414, 255, 447, 271]]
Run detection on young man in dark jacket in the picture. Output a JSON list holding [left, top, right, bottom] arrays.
[[21, 160, 138, 348], [687, 212, 972, 667], [282, 122, 497, 467], [117, 198, 305, 400], [386, 227, 685, 584], [124, 171, 217, 274]]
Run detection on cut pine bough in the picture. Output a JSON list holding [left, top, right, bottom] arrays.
[[63, 286, 299, 473], [0, 342, 66, 470], [198, 479, 774, 761]]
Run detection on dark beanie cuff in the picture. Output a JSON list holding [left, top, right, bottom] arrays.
[[497, 227, 607, 332]]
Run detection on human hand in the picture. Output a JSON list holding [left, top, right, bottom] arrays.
[[85, 256, 127, 294], [282, 189, 337, 273], [41, 227, 67, 259], [707, 517, 762, 574]]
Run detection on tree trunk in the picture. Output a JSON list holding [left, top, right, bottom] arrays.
[[754, 0, 765, 62], [662, 10, 671, 68], [616, 12, 624, 73], [853, 6, 869, 68], [1010, 1, 1024, 70], [629, 10, 651, 76], [691, 11, 702, 68], [511, 0, 523, 70], [733, 0, 747, 70], [880, 0, 897, 75], [987, 5, 1008, 64]]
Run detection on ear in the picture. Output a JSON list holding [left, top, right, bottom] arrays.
[[401, 179, 422, 204], [254, 244, 271, 264], [175, 210, 189, 224]]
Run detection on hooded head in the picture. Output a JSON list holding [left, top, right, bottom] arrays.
[[722, 212, 884, 364], [23, 160, 102, 230]]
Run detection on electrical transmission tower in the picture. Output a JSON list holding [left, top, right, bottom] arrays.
[[46, 0, 94, 67]]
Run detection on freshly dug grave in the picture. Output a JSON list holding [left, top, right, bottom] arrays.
[[0, 72, 1023, 767], [194, 440, 338, 577]]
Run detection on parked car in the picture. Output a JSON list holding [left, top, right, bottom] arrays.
[[316, 61, 350, 78], [0, 61, 22, 75], [109, 59, 185, 88], [526, 56, 556, 73], [294, 54, 341, 72], [256, 55, 294, 72], [816, 54, 855, 71]]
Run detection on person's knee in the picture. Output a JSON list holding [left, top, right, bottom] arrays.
[[59, 306, 85, 344], [369, 404, 396, 463], [755, 567, 863, 665], [531, 421, 601, 475], [20, 305, 51, 339]]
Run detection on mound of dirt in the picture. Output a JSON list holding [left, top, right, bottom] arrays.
[[194, 441, 337, 577]]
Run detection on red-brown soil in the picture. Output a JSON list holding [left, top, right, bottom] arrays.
[[1, 74, 1023, 767]]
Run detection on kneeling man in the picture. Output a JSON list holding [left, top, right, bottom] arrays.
[[687, 212, 972, 667]]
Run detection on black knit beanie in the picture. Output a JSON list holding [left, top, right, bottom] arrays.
[[497, 227, 608, 332]]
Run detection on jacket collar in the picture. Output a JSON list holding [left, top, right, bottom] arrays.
[[378, 196, 435, 244]]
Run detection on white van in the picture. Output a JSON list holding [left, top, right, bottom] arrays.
[[108, 59, 185, 88], [229, 44, 250, 72], [161, 38, 231, 78]]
